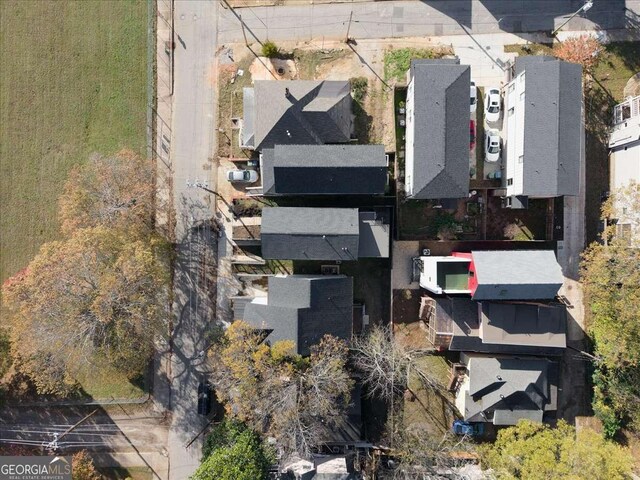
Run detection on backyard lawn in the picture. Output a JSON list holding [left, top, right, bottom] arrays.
[[403, 355, 458, 436], [0, 0, 148, 283]]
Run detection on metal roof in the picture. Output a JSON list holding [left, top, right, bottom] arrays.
[[408, 59, 470, 199], [261, 144, 388, 195], [480, 302, 566, 348], [442, 298, 566, 355]]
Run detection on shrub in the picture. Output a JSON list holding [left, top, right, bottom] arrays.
[[350, 77, 368, 104], [261, 41, 279, 58]]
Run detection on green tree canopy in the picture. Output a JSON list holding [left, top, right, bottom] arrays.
[[581, 183, 640, 432], [480, 420, 632, 480], [192, 423, 272, 480]]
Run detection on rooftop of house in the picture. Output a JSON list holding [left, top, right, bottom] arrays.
[[242, 275, 353, 356], [260, 144, 388, 195], [513, 56, 582, 197], [242, 80, 352, 150], [459, 354, 557, 425], [471, 250, 564, 300], [441, 297, 566, 355], [407, 58, 470, 199], [261, 207, 390, 260]]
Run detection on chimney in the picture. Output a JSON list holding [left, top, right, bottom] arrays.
[[285, 87, 290, 98]]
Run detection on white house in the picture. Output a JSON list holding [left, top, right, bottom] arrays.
[[404, 59, 470, 199], [503, 56, 583, 208], [609, 95, 640, 243]]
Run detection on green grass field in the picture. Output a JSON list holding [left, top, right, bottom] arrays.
[[0, 0, 148, 283]]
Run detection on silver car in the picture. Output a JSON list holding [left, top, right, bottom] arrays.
[[484, 87, 501, 124], [227, 169, 259, 184], [485, 129, 501, 163]]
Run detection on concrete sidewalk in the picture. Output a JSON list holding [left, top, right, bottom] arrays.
[[218, 0, 639, 44]]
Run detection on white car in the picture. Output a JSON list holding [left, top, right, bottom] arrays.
[[484, 87, 501, 123], [227, 169, 259, 184], [470, 81, 477, 113], [485, 129, 501, 163]]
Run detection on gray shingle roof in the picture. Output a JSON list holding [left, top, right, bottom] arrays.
[[261, 144, 388, 195], [261, 207, 360, 260], [462, 355, 556, 425], [241, 87, 255, 148], [243, 275, 353, 356], [471, 250, 563, 300], [408, 59, 470, 199], [516, 56, 582, 197], [261, 207, 389, 260], [248, 81, 352, 150]]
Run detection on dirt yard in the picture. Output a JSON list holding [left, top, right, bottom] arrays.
[[215, 37, 455, 159]]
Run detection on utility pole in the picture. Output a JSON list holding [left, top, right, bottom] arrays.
[[345, 11, 353, 43], [239, 13, 249, 47], [44, 409, 99, 453], [551, 0, 593, 36]]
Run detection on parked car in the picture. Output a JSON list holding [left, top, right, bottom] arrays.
[[452, 420, 485, 436], [484, 87, 501, 123], [485, 129, 501, 162], [470, 81, 477, 113], [469, 120, 476, 150], [197, 381, 213, 416], [227, 168, 259, 184]]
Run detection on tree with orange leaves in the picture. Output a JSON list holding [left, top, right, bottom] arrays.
[[553, 34, 602, 74]]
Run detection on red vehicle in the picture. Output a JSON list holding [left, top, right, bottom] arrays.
[[470, 120, 476, 150]]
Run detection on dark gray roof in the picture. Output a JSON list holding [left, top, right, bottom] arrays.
[[408, 59, 470, 199], [241, 87, 255, 148], [516, 57, 582, 196], [462, 355, 557, 425], [480, 302, 566, 349], [248, 81, 352, 150], [357, 211, 390, 258], [243, 275, 353, 356], [261, 207, 360, 260], [445, 299, 565, 355], [261, 144, 388, 195], [472, 250, 563, 300]]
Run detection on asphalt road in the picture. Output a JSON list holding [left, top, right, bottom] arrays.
[[167, 0, 219, 478], [218, 0, 639, 43], [0, 406, 168, 472]]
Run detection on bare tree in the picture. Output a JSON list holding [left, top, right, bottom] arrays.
[[351, 324, 439, 402]]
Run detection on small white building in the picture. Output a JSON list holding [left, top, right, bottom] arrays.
[[609, 95, 640, 242], [418, 255, 471, 295], [503, 57, 583, 208]]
